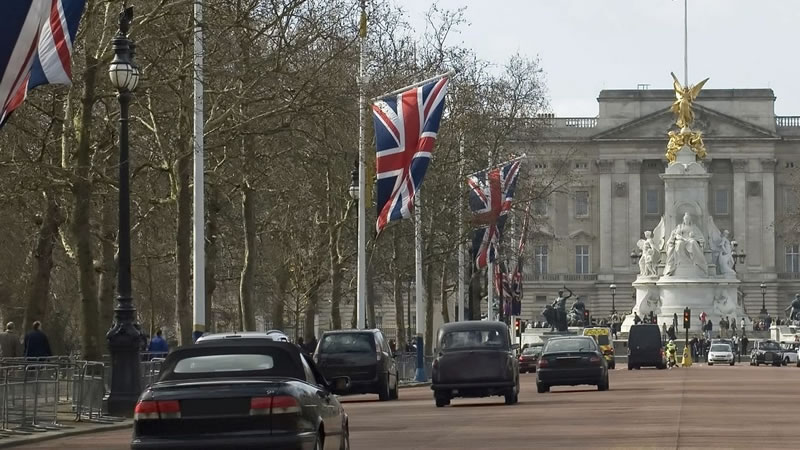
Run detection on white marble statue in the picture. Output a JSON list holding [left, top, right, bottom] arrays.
[[663, 213, 708, 277], [713, 292, 737, 322], [636, 231, 660, 277], [714, 230, 736, 275], [634, 290, 662, 318]]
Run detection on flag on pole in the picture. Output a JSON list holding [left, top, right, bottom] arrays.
[[372, 76, 449, 234], [468, 159, 522, 269], [0, 0, 86, 128], [509, 204, 531, 316]]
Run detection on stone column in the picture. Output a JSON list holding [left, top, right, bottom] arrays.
[[761, 159, 776, 272], [627, 160, 642, 265], [732, 159, 747, 270], [598, 160, 613, 274]]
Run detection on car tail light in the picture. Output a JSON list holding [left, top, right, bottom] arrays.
[[134, 400, 181, 420], [538, 358, 548, 368], [271, 396, 301, 414], [518, 355, 524, 361], [589, 355, 602, 365], [250, 397, 271, 416], [432, 358, 439, 369]]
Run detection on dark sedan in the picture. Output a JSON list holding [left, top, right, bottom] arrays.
[[431, 321, 520, 407], [750, 340, 784, 367], [536, 336, 609, 393], [131, 339, 350, 450], [519, 346, 541, 373]]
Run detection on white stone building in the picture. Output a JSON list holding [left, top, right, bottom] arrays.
[[521, 88, 800, 323]]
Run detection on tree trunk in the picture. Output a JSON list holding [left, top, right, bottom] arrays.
[[96, 193, 117, 347], [469, 268, 481, 320], [440, 263, 449, 324], [392, 229, 406, 351], [239, 185, 257, 331], [367, 262, 376, 328], [204, 182, 220, 333], [272, 264, 289, 330], [23, 193, 63, 333], [73, 54, 100, 359], [304, 280, 323, 342], [424, 260, 434, 356], [175, 146, 192, 345]]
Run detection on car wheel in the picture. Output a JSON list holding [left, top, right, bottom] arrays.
[[536, 381, 549, 393], [783, 358, 789, 366], [434, 394, 450, 407], [708, 362, 713, 366], [378, 375, 391, 401], [627, 364, 633, 371], [796, 361, 800, 368], [339, 420, 350, 450], [729, 361, 734, 366], [597, 375, 609, 391], [609, 361, 615, 370], [390, 373, 399, 400], [313, 432, 323, 450], [504, 392, 516, 405]]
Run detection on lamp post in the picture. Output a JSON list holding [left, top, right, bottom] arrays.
[[630, 249, 641, 266], [760, 282, 768, 319], [105, 6, 142, 417], [609, 284, 617, 315]]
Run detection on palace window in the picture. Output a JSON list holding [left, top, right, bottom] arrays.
[[575, 191, 589, 217], [787, 245, 800, 273], [645, 189, 659, 215], [534, 246, 548, 274], [715, 189, 730, 215], [533, 198, 548, 216], [575, 245, 590, 274]]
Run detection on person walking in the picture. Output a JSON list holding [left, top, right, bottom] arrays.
[[740, 317, 746, 334], [0, 322, 23, 357], [147, 329, 169, 358], [24, 321, 52, 359]]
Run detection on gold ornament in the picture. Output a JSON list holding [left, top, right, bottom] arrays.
[[670, 72, 708, 129]]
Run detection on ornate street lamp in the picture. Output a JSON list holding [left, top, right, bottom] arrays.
[[105, 6, 142, 417], [349, 161, 359, 201], [630, 249, 642, 266], [760, 282, 768, 319], [609, 284, 617, 315]]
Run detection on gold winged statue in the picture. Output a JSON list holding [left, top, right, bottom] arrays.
[[670, 72, 708, 129]]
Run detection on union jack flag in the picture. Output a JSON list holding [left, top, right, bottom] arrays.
[[1, 0, 86, 128], [508, 204, 531, 316], [372, 76, 449, 234], [468, 159, 522, 269]]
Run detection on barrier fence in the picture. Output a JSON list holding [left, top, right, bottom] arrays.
[[394, 353, 434, 382]]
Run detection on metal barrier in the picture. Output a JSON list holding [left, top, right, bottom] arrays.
[[395, 353, 434, 382]]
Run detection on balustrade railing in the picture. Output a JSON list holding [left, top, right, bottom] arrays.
[[776, 116, 800, 127]]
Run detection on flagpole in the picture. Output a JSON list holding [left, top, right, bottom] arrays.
[[414, 193, 426, 382], [467, 154, 527, 178], [191, 0, 205, 342], [457, 137, 465, 322], [684, 0, 688, 86], [356, 0, 367, 330], [372, 69, 456, 102]]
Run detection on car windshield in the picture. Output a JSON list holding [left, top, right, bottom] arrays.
[[319, 333, 375, 353], [441, 330, 507, 349], [544, 338, 595, 354], [522, 347, 541, 355], [760, 342, 781, 351], [710, 344, 730, 352]]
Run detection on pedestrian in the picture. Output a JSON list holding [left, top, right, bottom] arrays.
[[308, 335, 318, 353], [765, 314, 772, 329], [0, 322, 23, 358], [24, 321, 52, 359], [740, 317, 746, 334], [741, 335, 749, 356], [147, 329, 169, 358], [661, 322, 668, 342], [706, 320, 713, 340], [700, 311, 707, 326]]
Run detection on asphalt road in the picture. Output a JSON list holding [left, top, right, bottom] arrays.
[[16, 363, 800, 449]]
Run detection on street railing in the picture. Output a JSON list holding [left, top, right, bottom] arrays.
[[395, 352, 434, 382]]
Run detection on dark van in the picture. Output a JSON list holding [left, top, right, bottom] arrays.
[[627, 324, 666, 370], [314, 329, 399, 401]]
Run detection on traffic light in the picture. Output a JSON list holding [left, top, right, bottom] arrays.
[[583, 309, 590, 325], [683, 307, 691, 329], [514, 318, 521, 337]]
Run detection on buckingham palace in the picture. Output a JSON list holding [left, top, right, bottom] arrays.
[[520, 87, 800, 322]]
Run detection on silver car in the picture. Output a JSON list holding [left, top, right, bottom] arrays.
[[707, 343, 735, 366]]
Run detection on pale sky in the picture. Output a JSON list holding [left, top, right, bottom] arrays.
[[399, 0, 800, 117]]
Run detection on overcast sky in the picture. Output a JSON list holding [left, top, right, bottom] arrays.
[[399, 0, 800, 117]]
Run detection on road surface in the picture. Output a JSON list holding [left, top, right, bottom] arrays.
[[16, 364, 799, 449]]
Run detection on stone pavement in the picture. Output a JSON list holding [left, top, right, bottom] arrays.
[[0, 410, 132, 449]]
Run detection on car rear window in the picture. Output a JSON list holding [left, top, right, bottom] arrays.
[[629, 326, 661, 346], [441, 330, 507, 350], [319, 333, 376, 353], [174, 354, 274, 373], [522, 347, 541, 355], [544, 338, 596, 353], [160, 347, 303, 381]]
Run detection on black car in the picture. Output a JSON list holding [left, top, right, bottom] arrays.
[[431, 321, 520, 407], [314, 329, 399, 401], [627, 324, 666, 370], [519, 346, 541, 373], [131, 339, 350, 450], [536, 336, 609, 393], [750, 339, 783, 366]]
